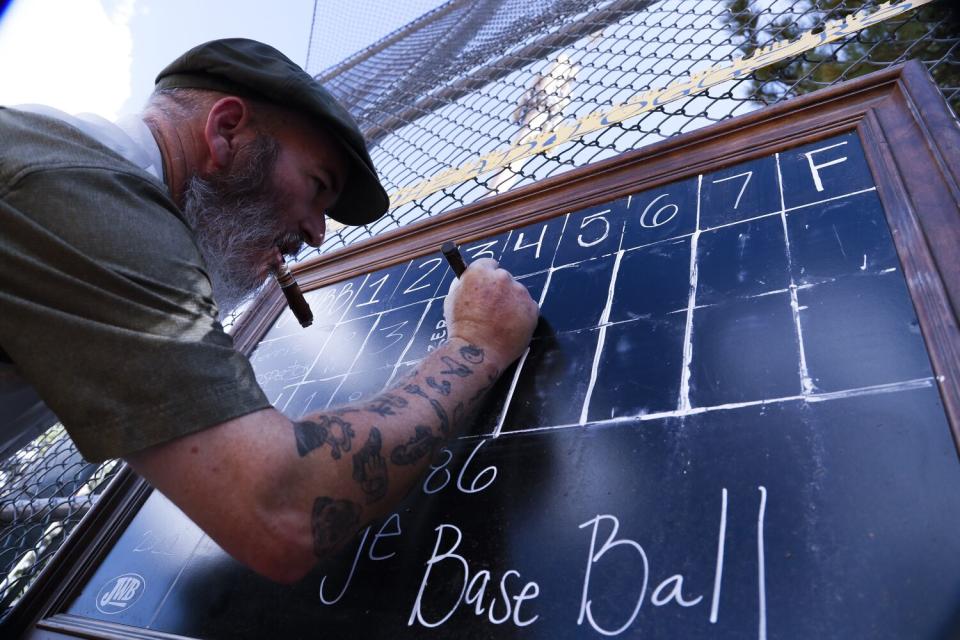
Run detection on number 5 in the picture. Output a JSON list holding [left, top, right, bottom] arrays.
[[577, 210, 611, 248]]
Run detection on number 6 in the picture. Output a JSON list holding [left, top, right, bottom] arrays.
[[639, 194, 679, 228], [456, 440, 497, 494]]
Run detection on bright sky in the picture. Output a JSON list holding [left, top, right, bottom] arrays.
[[0, 0, 316, 118], [0, 0, 443, 120]]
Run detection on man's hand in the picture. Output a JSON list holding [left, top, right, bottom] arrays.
[[443, 258, 539, 370]]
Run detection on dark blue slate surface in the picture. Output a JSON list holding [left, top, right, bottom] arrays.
[[610, 237, 691, 320], [691, 292, 801, 406], [588, 314, 687, 419], [778, 132, 874, 211], [501, 329, 599, 431], [69, 387, 960, 639], [554, 198, 628, 266], [799, 273, 932, 392], [65, 132, 959, 639], [388, 255, 449, 306], [538, 255, 616, 333], [699, 155, 781, 229], [787, 189, 900, 284], [497, 219, 564, 276], [696, 216, 789, 305], [621, 175, 698, 250]]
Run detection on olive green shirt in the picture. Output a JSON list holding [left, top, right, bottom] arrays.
[[0, 107, 270, 462]]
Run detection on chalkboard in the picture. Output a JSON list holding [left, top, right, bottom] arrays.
[[19, 63, 960, 639]]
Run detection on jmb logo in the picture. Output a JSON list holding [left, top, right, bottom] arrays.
[[95, 573, 145, 614]]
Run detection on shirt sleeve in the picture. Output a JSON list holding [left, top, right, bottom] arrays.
[[0, 143, 270, 462]]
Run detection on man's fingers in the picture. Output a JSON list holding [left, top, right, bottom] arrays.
[[447, 275, 461, 295], [465, 257, 499, 272]]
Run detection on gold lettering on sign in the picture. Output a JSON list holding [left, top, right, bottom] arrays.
[[386, 0, 932, 210]]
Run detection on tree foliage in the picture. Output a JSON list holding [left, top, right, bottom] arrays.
[[723, 0, 959, 113]]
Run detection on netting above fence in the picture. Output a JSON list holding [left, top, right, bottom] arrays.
[[0, 426, 120, 621], [294, 0, 957, 266]]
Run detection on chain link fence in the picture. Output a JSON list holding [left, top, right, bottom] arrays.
[[0, 426, 120, 621], [2, 0, 956, 624], [296, 0, 957, 262]]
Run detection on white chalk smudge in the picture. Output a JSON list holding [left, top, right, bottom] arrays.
[[580, 250, 624, 425], [678, 174, 704, 413], [776, 152, 816, 396]]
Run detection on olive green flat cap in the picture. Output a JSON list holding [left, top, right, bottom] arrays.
[[155, 38, 389, 226]]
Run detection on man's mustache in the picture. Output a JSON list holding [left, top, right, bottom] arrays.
[[276, 231, 305, 259]]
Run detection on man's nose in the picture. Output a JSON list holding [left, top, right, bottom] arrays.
[[299, 214, 326, 247]]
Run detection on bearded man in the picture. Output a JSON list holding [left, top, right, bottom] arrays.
[[0, 39, 538, 582]]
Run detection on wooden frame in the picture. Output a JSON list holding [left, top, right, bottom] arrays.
[[12, 60, 959, 639]]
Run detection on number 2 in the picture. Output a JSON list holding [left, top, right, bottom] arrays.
[[403, 258, 442, 295]]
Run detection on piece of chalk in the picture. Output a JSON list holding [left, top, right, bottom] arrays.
[[441, 241, 468, 278]]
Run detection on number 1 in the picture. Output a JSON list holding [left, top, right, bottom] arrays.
[[356, 274, 391, 308]]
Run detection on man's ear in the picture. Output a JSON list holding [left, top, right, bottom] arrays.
[[203, 97, 253, 171]]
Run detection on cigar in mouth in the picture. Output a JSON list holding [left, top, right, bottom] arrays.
[[273, 260, 313, 328]]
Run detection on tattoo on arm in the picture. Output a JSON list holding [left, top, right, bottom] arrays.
[[293, 416, 356, 459], [426, 376, 451, 396], [403, 383, 428, 399], [428, 398, 451, 436], [467, 372, 499, 407], [352, 428, 388, 503], [311, 497, 361, 558], [439, 356, 472, 377], [404, 383, 451, 436], [367, 393, 408, 417], [459, 344, 485, 364], [390, 425, 442, 465]]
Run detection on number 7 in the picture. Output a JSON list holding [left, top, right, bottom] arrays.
[[712, 171, 753, 210]]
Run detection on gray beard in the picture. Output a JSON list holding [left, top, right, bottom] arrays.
[[180, 136, 299, 315]]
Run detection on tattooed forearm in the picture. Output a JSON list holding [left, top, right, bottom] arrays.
[[404, 383, 451, 436], [294, 416, 356, 459], [468, 371, 500, 407], [390, 425, 443, 465], [311, 496, 361, 558], [439, 356, 472, 377], [453, 401, 466, 424], [426, 376, 451, 396], [403, 383, 428, 400], [352, 428, 388, 503], [428, 398, 451, 436], [367, 393, 408, 417], [459, 343, 485, 364]]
